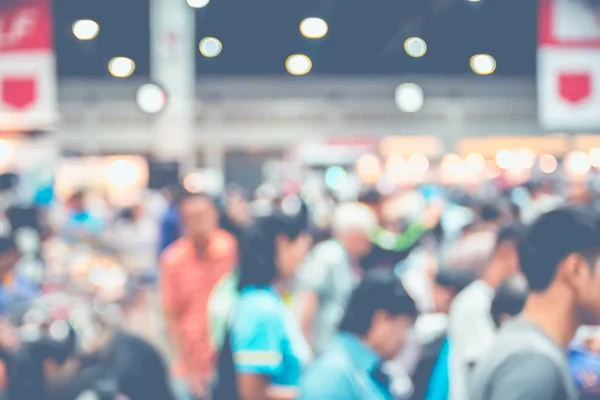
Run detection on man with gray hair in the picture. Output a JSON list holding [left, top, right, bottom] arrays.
[[295, 202, 378, 354]]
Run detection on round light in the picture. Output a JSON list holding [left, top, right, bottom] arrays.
[[408, 153, 429, 174], [441, 154, 464, 174], [356, 153, 382, 184], [199, 37, 222, 58], [395, 83, 424, 113], [495, 149, 514, 170], [465, 153, 486, 173], [325, 167, 347, 190], [106, 160, 140, 188], [187, 0, 210, 8], [136, 83, 166, 114], [590, 148, 600, 167], [404, 37, 427, 58], [566, 151, 591, 175], [183, 172, 204, 193], [286, 54, 312, 76], [539, 154, 558, 174], [72, 19, 99, 41], [470, 54, 496, 75], [108, 57, 135, 78], [300, 18, 328, 39], [386, 155, 407, 175], [514, 148, 536, 170]]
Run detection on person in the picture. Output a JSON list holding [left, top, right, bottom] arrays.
[[521, 180, 562, 225], [358, 189, 441, 271], [111, 204, 159, 274], [161, 192, 237, 399], [569, 331, 600, 400], [212, 200, 312, 400], [447, 223, 523, 400], [444, 202, 504, 274], [295, 202, 378, 354], [62, 191, 104, 243], [0, 237, 38, 316], [159, 185, 184, 254], [490, 274, 529, 328], [299, 270, 418, 400], [470, 206, 600, 400]]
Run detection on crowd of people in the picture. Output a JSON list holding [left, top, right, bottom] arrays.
[[0, 175, 599, 399]]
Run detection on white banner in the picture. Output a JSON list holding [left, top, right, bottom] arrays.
[[538, 0, 600, 131], [0, 0, 58, 131]]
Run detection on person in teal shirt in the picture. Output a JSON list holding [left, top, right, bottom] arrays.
[[299, 270, 418, 400], [213, 199, 312, 400]]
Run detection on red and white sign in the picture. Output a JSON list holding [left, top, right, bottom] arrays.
[[0, 0, 57, 131], [538, 0, 600, 130]]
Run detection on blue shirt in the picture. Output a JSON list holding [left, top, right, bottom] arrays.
[[231, 286, 310, 391], [159, 204, 180, 253], [569, 346, 600, 396], [64, 211, 103, 241], [0, 273, 39, 315], [299, 333, 394, 400], [425, 338, 450, 400]]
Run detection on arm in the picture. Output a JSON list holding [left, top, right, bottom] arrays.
[[484, 354, 567, 400], [232, 306, 287, 400], [299, 369, 356, 400], [295, 249, 330, 349]]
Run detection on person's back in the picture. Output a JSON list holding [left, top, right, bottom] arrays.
[[470, 319, 576, 400]]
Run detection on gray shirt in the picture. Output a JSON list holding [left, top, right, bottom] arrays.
[[295, 239, 356, 353], [470, 319, 577, 400]]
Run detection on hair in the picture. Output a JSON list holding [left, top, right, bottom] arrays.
[[331, 202, 378, 236], [491, 275, 529, 327], [339, 270, 418, 336], [495, 223, 525, 251], [434, 269, 475, 293], [519, 206, 600, 291], [0, 237, 17, 255], [358, 189, 382, 206], [237, 198, 309, 290], [177, 190, 214, 207], [479, 203, 502, 223]]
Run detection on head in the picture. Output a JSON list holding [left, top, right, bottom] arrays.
[[68, 191, 86, 213], [0, 237, 19, 279], [358, 189, 382, 219], [479, 202, 502, 226], [332, 202, 378, 259], [487, 223, 524, 281], [238, 198, 312, 289], [339, 270, 418, 360], [178, 192, 219, 246], [491, 275, 529, 327], [432, 269, 475, 314], [519, 206, 600, 325]]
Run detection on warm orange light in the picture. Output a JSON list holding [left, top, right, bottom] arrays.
[[408, 153, 429, 174], [539, 154, 558, 174], [495, 149, 514, 170], [465, 153, 486, 174], [356, 153, 382, 184]]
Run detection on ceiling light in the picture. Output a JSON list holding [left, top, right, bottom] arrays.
[[470, 54, 496, 75], [404, 37, 427, 58], [72, 19, 99, 41], [300, 18, 328, 39], [199, 37, 222, 58], [108, 57, 135, 78], [286, 54, 312, 75]]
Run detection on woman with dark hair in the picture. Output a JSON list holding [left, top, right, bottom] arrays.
[[213, 198, 312, 400]]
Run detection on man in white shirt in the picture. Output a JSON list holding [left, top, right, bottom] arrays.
[[448, 224, 523, 400]]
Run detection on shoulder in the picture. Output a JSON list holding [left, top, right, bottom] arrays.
[[301, 350, 355, 395], [451, 282, 493, 315], [235, 290, 283, 323], [479, 351, 568, 398], [159, 238, 191, 268]]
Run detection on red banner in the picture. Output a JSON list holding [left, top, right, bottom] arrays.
[[538, 0, 600, 131], [0, 0, 53, 52], [0, 0, 57, 130]]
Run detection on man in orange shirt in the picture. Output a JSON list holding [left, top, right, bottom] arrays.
[[161, 193, 237, 399]]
